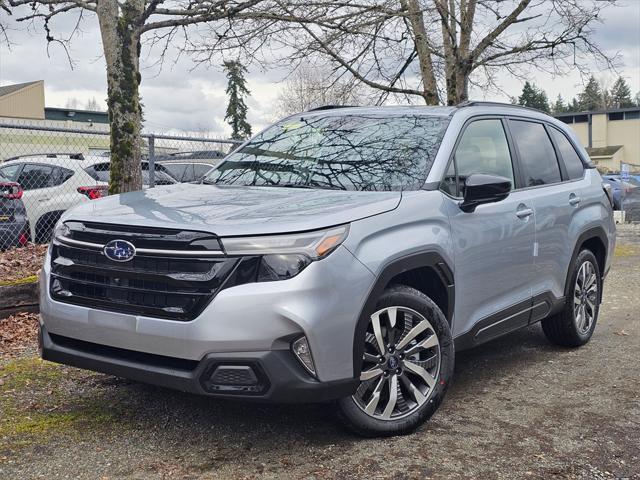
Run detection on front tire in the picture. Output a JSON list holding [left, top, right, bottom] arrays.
[[338, 285, 454, 437], [542, 249, 601, 347]]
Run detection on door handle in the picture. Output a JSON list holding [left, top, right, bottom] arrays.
[[516, 207, 534, 219], [569, 194, 581, 206]]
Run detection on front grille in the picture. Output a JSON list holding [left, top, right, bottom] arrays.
[[50, 223, 238, 321]]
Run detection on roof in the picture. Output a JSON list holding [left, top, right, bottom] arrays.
[[299, 105, 457, 118], [45, 107, 109, 124], [0, 81, 41, 98], [586, 145, 623, 157], [301, 101, 552, 119], [3, 155, 100, 169]]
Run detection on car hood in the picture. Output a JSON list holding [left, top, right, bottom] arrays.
[[62, 183, 401, 236]]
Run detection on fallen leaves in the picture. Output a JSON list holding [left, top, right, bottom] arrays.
[[0, 311, 39, 358], [0, 243, 48, 284]]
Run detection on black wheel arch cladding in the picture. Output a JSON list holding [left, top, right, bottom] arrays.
[[351, 251, 454, 378]]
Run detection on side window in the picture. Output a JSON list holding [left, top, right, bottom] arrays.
[[0, 163, 22, 181], [88, 163, 111, 182], [441, 159, 457, 196], [17, 164, 56, 190], [84, 165, 98, 181], [193, 164, 213, 181], [549, 128, 585, 180], [54, 167, 74, 186], [450, 119, 515, 196], [510, 120, 561, 186]]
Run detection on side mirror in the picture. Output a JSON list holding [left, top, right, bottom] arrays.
[[460, 173, 512, 213]]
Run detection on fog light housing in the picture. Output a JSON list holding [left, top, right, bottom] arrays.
[[292, 336, 316, 376]]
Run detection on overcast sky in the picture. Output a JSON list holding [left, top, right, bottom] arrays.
[[0, 1, 638, 138]]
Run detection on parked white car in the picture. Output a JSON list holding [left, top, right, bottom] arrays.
[[0, 155, 108, 243]]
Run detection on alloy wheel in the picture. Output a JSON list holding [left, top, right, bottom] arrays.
[[352, 306, 441, 421], [574, 260, 598, 335]]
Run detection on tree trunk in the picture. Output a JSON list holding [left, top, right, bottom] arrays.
[[401, 0, 440, 105], [97, 0, 144, 194]]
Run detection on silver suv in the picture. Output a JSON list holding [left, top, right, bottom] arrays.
[[39, 102, 615, 437]]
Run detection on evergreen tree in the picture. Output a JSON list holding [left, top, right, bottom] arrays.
[[517, 81, 549, 112], [569, 97, 581, 112], [578, 76, 603, 111], [223, 60, 252, 140], [552, 94, 567, 114], [610, 77, 634, 108]]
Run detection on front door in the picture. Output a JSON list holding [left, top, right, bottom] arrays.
[[441, 118, 535, 342]]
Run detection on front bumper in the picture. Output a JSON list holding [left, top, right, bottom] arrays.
[[40, 244, 375, 386], [40, 325, 358, 402]]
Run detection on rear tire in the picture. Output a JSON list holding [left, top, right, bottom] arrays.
[[542, 249, 601, 347], [337, 285, 454, 437]]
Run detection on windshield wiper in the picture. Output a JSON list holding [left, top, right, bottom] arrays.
[[275, 183, 315, 189]]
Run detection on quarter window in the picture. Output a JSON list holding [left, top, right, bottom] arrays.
[[445, 119, 514, 197], [0, 163, 22, 181], [510, 120, 561, 187], [549, 128, 584, 180], [17, 164, 56, 190]]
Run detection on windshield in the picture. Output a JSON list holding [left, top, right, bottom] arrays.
[[204, 114, 449, 191]]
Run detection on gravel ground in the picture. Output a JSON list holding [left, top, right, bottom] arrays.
[[1, 226, 639, 479]]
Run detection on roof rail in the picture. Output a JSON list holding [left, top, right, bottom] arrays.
[[4, 152, 85, 161], [457, 100, 544, 113], [306, 104, 355, 112]]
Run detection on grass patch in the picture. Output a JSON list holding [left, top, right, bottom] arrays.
[[0, 275, 38, 287], [0, 357, 117, 451]]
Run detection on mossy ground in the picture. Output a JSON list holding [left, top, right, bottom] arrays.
[[0, 276, 38, 287], [0, 357, 120, 453], [614, 243, 637, 257]]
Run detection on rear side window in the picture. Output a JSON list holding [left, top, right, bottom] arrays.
[[193, 164, 213, 180], [0, 163, 22, 181], [161, 164, 190, 182], [56, 167, 74, 185], [17, 164, 56, 190], [85, 163, 110, 182], [510, 120, 561, 187], [549, 128, 584, 180], [444, 119, 514, 197]]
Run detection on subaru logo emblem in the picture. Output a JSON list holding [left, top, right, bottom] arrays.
[[388, 356, 399, 369], [104, 239, 136, 262]]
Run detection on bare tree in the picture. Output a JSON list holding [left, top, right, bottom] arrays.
[[85, 97, 102, 111], [196, 0, 619, 106], [3, 0, 269, 193], [274, 66, 367, 118], [65, 97, 80, 109]]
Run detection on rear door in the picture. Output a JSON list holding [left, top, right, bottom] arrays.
[[507, 120, 586, 309], [442, 118, 536, 342], [17, 164, 76, 241]]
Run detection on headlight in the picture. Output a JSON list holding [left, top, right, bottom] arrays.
[[221, 225, 349, 284], [221, 225, 350, 260], [53, 221, 70, 240]]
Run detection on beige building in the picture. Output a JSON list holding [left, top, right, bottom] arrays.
[[0, 81, 110, 160], [555, 107, 640, 173]]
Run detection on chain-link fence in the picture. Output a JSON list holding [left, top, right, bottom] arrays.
[[0, 121, 241, 249]]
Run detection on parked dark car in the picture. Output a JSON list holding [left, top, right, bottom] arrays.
[[156, 150, 226, 183], [85, 161, 178, 186], [602, 175, 640, 220], [156, 162, 215, 183], [0, 174, 30, 249]]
